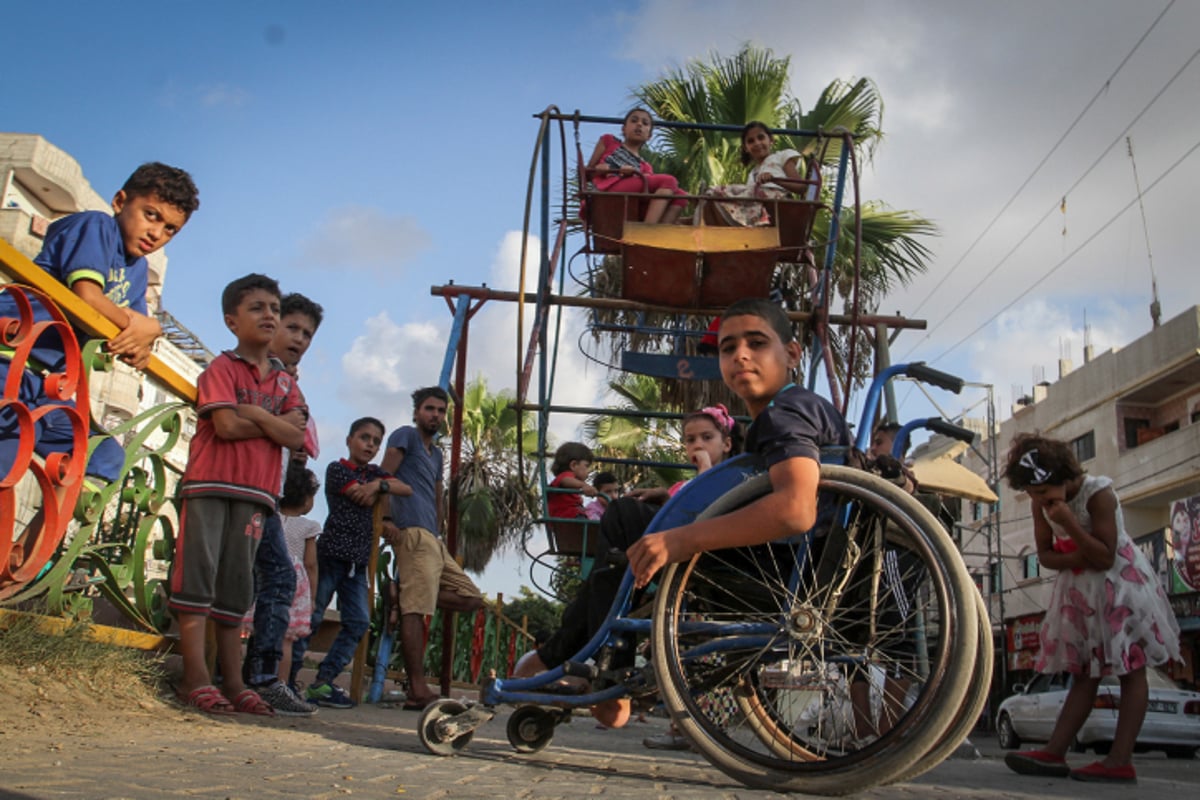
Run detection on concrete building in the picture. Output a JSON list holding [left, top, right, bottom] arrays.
[[960, 307, 1200, 691]]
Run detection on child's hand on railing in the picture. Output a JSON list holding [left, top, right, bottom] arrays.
[[108, 310, 163, 369]]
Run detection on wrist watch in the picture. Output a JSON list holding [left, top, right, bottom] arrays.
[[379, 480, 390, 495]]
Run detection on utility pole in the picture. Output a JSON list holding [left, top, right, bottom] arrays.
[[1126, 136, 1161, 328]]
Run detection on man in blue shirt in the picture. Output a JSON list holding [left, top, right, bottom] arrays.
[[380, 386, 482, 710]]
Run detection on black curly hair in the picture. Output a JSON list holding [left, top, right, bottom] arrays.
[[1003, 433, 1084, 490], [280, 463, 319, 509], [551, 441, 593, 476], [120, 162, 200, 218]]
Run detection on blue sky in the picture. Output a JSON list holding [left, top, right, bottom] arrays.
[[7, 1, 1199, 599]]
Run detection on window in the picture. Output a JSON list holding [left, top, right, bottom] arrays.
[[989, 561, 1002, 595], [1023, 553, 1039, 580], [1124, 417, 1150, 448], [1069, 431, 1095, 462], [1026, 674, 1052, 694]]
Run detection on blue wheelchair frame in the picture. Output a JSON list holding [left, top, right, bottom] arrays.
[[482, 360, 966, 710]]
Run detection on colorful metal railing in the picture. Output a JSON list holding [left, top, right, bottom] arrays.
[[426, 604, 535, 685], [369, 599, 535, 690], [1, 237, 195, 633]]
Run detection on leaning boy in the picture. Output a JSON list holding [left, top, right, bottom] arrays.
[[168, 274, 306, 716], [0, 162, 199, 480]]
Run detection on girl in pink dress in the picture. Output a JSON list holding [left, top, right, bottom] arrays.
[[1002, 434, 1181, 785], [587, 108, 687, 224]]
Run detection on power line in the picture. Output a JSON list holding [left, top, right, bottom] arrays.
[[906, 0, 1177, 320], [901, 39, 1200, 364], [924, 134, 1200, 365]]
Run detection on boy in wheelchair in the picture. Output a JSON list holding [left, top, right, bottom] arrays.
[[520, 298, 853, 725]]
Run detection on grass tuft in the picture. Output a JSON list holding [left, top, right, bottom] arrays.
[[0, 607, 166, 702]]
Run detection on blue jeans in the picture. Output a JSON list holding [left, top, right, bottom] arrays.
[[0, 358, 127, 482], [309, 556, 370, 685], [242, 512, 296, 685]]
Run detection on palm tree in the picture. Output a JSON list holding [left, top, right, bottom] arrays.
[[582, 373, 691, 488], [617, 44, 936, 399], [453, 378, 541, 573]]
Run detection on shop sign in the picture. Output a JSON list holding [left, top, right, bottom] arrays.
[[1169, 495, 1200, 592], [1007, 613, 1044, 652], [1008, 649, 1036, 671]]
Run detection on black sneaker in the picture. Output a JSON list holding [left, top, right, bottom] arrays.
[[257, 681, 318, 716]]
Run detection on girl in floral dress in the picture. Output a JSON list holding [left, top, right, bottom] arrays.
[[1002, 434, 1181, 784], [703, 121, 811, 227]]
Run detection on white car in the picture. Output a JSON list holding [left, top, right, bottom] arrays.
[[996, 668, 1200, 759]]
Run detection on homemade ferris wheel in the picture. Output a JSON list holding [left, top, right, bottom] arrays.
[[422, 107, 989, 795]]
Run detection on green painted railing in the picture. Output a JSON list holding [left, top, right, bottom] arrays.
[[2, 238, 194, 634]]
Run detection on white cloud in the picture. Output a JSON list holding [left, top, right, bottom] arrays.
[[338, 313, 446, 433], [334, 229, 606, 444], [471, 230, 608, 443], [296, 206, 431, 275], [199, 83, 251, 108]]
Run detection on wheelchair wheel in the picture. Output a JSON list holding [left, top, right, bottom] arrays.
[[418, 699, 476, 756], [651, 465, 978, 795], [890, 587, 992, 783], [506, 705, 558, 753]]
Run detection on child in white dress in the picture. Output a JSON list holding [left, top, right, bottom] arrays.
[[1002, 434, 1181, 785], [278, 465, 322, 692], [703, 121, 810, 227]]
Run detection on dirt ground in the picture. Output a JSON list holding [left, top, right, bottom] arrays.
[[2, 661, 193, 740]]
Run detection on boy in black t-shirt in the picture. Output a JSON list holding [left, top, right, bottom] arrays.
[[628, 298, 850, 586]]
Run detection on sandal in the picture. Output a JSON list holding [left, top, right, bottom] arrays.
[[1070, 761, 1136, 784], [1005, 749, 1069, 778], [230, 688, 276, 716], [178, 685, 237, 716]]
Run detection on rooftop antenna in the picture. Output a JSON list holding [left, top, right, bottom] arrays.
[[1126, 136, 1161, 328]]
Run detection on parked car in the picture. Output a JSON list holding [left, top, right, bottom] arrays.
[[996, 668, 1200, 759]]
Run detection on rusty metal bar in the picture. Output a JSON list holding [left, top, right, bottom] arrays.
[[431, 282, 927, 330]]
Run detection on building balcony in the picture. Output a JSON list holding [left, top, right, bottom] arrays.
[[1117, 419, 1200, 508]]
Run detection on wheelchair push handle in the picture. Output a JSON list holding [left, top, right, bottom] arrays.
[[904, 362, 964, 394], [857, 362, 967, 453], [926, 418, 976, 443], [893, 417, 977, 459]]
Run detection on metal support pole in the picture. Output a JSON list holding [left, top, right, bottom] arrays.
[[874, 322, 898, 425], [439, 310, 471, 698]]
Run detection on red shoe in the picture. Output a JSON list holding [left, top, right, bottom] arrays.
[[1070, 761, 1136, 784], [1004, 749, 1070, 777]]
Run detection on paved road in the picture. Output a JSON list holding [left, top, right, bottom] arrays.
[[4, 698, 1197, 799]]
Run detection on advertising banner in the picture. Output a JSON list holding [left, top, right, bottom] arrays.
[[1169, 495, 1200, 592]]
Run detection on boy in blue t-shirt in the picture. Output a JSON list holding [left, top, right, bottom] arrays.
[[0, 162, 199, 481]]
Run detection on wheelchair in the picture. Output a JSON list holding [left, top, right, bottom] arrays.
[[416, 363, 991, 795]]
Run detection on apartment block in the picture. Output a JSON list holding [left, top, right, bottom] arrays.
[[960, 307, 1200, 690]]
